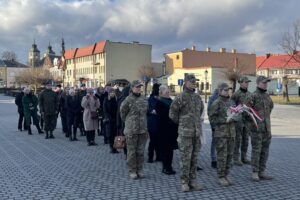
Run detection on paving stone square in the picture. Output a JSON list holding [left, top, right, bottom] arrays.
[[0, 94, 299, 200]]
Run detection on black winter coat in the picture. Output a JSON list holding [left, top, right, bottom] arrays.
[[66, 95, 82, 117], [15, 92, 24, 113], [156, 97, 178, 150]]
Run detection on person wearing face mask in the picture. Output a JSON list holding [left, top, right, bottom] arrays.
[[169, 74, 204, 192], [103, 87, 118, 153], [81, 88, 100, 146], [120, 80, 148, 180], [66, 88, 81, 141], [208, 83, 236, 187], [22, 87, 44, 135], [39, 82, 59, 139], [231, 77, 253, 166], [250, 76, 273, 181]]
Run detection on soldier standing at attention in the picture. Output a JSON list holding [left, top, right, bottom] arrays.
[[208, 83, 236, 187], [120, 80, 148, 180], [231, 77, 252, 166], [169, 74, 204, 192], [39, 82, 59, 139], [251, 76, 273, 181]]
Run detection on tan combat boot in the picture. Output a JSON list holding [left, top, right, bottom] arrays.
[[129, 173, 138, 180], [219, 177, 230, 187], [225, 177, 234, 185], [252, 172, 260, 181], [137, 171, 145, 179], [189, 180, 204, 191], [181, 183, 190, 192], [259, 171, 273, 180]]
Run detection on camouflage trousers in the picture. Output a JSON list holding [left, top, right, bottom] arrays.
[[251, 131, 272, 172], [234, 123, 250, 161], [178, 136, 201, 184], [43, 114, 57, 132], [125, 134, 148, 174], [215, 136, 235, 178]]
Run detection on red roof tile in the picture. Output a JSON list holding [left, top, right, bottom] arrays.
[[64, 49, 77, 60], [94, 41, 106, 54], [75, 44, 95, 58], [257, 53, 300, 70]]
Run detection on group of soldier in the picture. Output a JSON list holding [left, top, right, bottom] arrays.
[[14, 73, 274, 192]]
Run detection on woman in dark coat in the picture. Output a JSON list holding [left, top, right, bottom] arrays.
[[103, 88, 118, 153], [147, 83, 161, 163], [66, 88, 82, 141], [156, 85, 178, 175]]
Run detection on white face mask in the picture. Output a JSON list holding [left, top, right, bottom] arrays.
[[119, 87, 123, 92]]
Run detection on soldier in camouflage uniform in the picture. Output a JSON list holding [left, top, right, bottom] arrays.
[[208, 83, 236, 187], [231, 76, 252, 166], [169, 74, 204, 192], [251, 76, 273, 181], [39, 83, 59, 139], [120, 80, 148, 180]]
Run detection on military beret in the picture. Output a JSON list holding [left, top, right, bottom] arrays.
[[238, 76, 251, 83], [131, 80, 143, 88], [256, 76, 271, 83], [184, 74, 196, 82], [218, 82, 232, 91]]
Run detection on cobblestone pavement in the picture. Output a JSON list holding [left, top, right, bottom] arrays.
[[0, 94, 299, 200]]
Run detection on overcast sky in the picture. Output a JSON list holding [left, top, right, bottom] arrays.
[[0, 0, 299, 63]]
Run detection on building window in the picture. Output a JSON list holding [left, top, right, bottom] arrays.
[[176, 55, 180, 60]]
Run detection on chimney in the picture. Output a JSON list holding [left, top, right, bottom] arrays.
[[231, 49, 237, 53], [192, 45, 196, 51], [206, 47, 211, 52], [220, 48, 226, 53], [266, 53, 271, 58]]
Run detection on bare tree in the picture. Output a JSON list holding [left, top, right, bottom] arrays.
[[1, 50, 17, 61], [222, 58, 248, 92], [16, 67, 53, 93], [280, 19, 300, 102], [138, 65, 156, 96]]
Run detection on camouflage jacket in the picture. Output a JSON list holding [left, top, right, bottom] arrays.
[[208, 96, 236, 138], [169, 89, 204, 137], [120, 93, 148, 136], [231, 88, 253, 122], [39, 89, 59, 115], [251, 88, 274, 133]]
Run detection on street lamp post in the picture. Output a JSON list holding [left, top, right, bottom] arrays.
[[204, 69, 208, 103]]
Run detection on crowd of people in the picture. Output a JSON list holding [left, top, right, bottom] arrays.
[[14, 74, 274, 192]]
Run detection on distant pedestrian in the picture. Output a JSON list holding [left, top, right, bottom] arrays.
[[250, 76, 274, 181], [156, 85, 178, 175], [78, 84, 87, 136], [103, 87, 118, 153], [120, 80, 148, 180], [147, 83, 161, 163], [15, 88, 27, 131], [66, 88, 81, 141], [22, 88, 44, 135], [39, 82, 59, 139], [81, 88, 100, 146], [169, 74, 204, 192], [208, 83, 236, 187]]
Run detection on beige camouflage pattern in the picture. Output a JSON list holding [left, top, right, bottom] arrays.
[[208, 96, 236, 178], [169, 89, 204, 184], [251, 88, 273, 172]]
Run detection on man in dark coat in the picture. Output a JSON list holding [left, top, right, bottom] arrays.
[[78, 84, 87, 136], [15, 88, 27, 131], [56, 85, 68, 134], [66, 88, 81, 141], [39, 83, 59, 139]]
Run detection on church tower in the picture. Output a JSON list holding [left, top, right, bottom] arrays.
[[44, 41, 56, 57], [61, 37, 65, 56], [28, 39, 40, 67]]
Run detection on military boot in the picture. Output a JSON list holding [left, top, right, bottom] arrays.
[[259, 171, 273, 180], [225, 177, 234, 185], [252, 172, 260, 181], [189, 180, 204, 191], [129, 173, 138, 180], [181, 183, 190, 192], [45, 131, 49, 139], [49, 132, 55, 139], [137, 170, 145, 179], [241, 157, 251, 165], [28, 126, 32, 135], [36, 124, 44, 134], [219, 178, 230, 187], [234, 159, 243, 166]]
